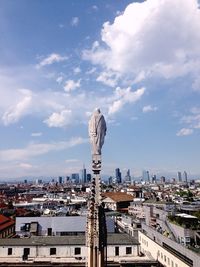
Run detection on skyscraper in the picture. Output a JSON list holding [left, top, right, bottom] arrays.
[[87, 173, 92, 183], [152, 174, 157, 183], [177, 171, 182, 182], [183, 171, 188, 184], [115, 168, 122, 183], [160, 176, 166, 184], [58, 176, 63, 184], [71, 173, 79, 183], [142, 170, 150, 182], [124, 169, 131, 183], [82, 165, 87, 184]]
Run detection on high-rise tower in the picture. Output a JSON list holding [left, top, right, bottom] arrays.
[[177, 171, 182, 182], [82, 164, 87, 184]]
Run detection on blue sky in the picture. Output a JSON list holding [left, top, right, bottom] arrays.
[[0, 0, 200, 180]]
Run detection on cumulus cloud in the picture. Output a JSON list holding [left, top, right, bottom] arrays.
[[65, 159, 79, 164], [31, 132, 42, 137], [176, 128, 193, 136], [142, 105, 158, 113], [56, 76, 64, 84], [71, 17, 79, 27], [180, 108, 200, 129], [96, 71, 119, 87], [108, 87, 145, 115], [2, 89, 32, 125], [64, 79, 81, 92], [19, 163, 33, 169], [73, 67, 81, 74], [44, 109, 72, 127], [36, 53, 68, 68], [83, 0, 200, 82], [0, 67, 145, 127], [0, 137, 88, 161]]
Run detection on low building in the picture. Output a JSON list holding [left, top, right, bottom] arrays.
[[140, 223, 200, 267], [15, 216, 115, 237], [103, 192, 133, 211], [0, 233, 157, 266], [0, 214, 15, 238]]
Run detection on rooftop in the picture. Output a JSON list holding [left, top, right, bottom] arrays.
[[0, 233, 139, 246], [103, 192, 133, 202]]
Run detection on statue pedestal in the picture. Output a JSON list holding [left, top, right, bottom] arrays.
[[92, 154, 101, 174]]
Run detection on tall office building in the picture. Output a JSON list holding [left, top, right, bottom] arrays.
[[108, 176, 113, 185], [87, 173, 92, 183], [160, 176, 166, 184], [183, 171, 188, 184], [124, 169, 131, 183], [115, 168, 122, 183], [143, 170, 150, 182], [71, 173, 79, 183], [82, 165, 87, 184], [177, 171, 182, 182], [152, 174, 157, 183], [58, 176, 63, 184]]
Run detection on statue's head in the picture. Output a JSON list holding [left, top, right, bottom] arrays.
[[94, 108, 101, 114]]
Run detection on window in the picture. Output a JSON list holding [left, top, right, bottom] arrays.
[[74, 247, 81, 255], [23, 248, 30, 256], [8, 248, 12, 255], [126, 247, 132, 255], [23, 248, 30, 260], [47, 228, 52, 236], [115, 246, 119, 256], [171, 260, 174, 267], [50, 248, 56, 255]]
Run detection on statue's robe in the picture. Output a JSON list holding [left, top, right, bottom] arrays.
[[89, 111, 106, 155]]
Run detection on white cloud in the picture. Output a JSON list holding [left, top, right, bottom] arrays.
[[96, 71, 119, 87], [64, 79, 81, 92], [142, 105, 158, 113], [86, 67, 96, 75], [71, 17, 79, 27], [56, 76, 63, 84], [108, 87, 145, 115], [2, 89, 32, 125], [65, 159, 79, 164], [0, 68, 145, 127], [92, 5, 98, 11], [44, 109, 72, 127], [83, 0, 200, 82], [36, 53, 68, 68], [176, 128, 193, 136], [180, 108, 200, 129], [19, 163, 33, 169], [31, 132, 42, 137], [0, 137, 88, 161], [73, 67, 81, 74]]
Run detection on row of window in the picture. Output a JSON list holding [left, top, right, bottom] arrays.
[[115, 246, 132, 256], [7, 247, 81, 256], [7, 246, 133, 256], [158, 250, 179, 267], [140, 235, 180, 267], [0, 226, 14, 238]]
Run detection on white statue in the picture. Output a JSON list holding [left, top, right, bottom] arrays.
[[88, 108, 107, 155]]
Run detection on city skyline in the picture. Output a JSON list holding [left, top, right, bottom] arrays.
[[1, 0, 200, 179]]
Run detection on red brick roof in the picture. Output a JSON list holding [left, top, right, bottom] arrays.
[[0, 214, 14, 231], [103, 192, 133, 202]]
